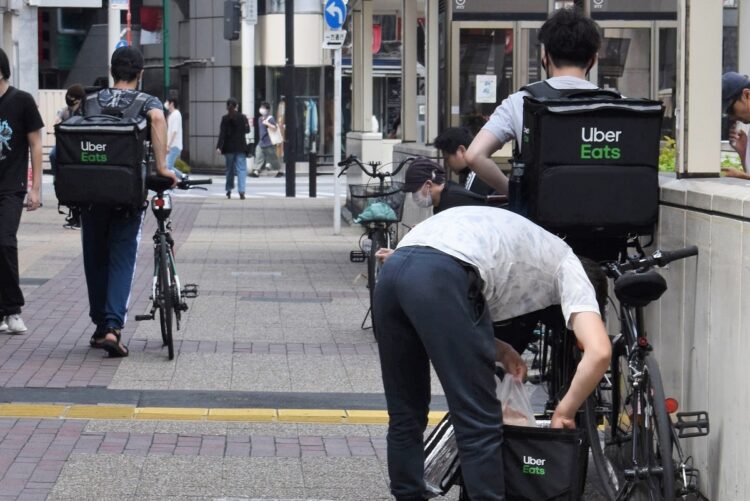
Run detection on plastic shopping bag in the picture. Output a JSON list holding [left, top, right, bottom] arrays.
[[496, 375, 536, 427]]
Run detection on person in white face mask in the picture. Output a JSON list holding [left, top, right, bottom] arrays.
[[402, 158, 487, 214]]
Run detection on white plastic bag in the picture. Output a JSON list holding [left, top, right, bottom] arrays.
[[496, 375, 537, 427]]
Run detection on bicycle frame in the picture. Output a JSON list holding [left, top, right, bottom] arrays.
[[149, 193, 182, 314]]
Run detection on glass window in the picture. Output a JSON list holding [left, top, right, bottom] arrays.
[[521, 28, 542, 86], [597, 28, 651, 98], [458, 28, 514, 136]]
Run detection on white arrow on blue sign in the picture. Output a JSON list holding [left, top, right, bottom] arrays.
[[115, 39, 129, 49], [324, 0, 347, 30]]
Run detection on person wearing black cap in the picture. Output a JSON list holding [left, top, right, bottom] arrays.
[[722, 72, 750, 180], [403, 158, 486, 214], [79, 46, 178, 358]]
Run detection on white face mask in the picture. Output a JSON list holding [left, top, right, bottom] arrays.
[[412, 187, 433, 208], [259, 108, 268, 116]]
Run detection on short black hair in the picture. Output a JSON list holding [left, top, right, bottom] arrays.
[[166, 97, 179, 109], [434, 127, 474, 154], [578, 256, 608, 318], [0, 48, 10, 80], [260, 101, 271, 109], [110, 46, 144, 83], [538, 8, 601, 70], [226, 97, 239, 109]]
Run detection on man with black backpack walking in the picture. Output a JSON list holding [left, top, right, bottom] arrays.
[[0, 48, 44, 335], [464, 8, 601, 194], [79, 47, 177, 357]]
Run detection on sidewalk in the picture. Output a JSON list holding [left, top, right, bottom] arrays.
[[0, 176, 603, 500]]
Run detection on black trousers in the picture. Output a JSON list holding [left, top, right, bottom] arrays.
[[0, 193, 25, 316], [374, 246, 505, 501]]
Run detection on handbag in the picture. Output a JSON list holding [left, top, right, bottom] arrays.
[[267, 119, 284, 145]]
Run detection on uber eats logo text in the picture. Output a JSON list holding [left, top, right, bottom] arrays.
[[580, 127, 621, 160], [80, 141, 108, 163], [522, 455, 546, 475]]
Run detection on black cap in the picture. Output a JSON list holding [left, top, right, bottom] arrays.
[[722, 72, 750, 114], [402, 158, 446, 193], [111, 46, 144, 71]]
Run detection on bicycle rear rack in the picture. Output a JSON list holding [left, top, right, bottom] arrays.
[[350, 250, 366, 263], [675, 411, 710, 438]]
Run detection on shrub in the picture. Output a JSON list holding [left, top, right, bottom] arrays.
[[658, 136, 676, 172]]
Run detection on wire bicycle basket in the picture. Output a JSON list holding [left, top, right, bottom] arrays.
[[348, 181, 406, 223]]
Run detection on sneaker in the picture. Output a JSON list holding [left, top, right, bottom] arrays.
[[5, 314, 27, 334], [239, 192, 246, 200], [226, 191, 231, 199], [250, 171, 260, 178], [275, 172, 285, 178], [0, 318, 7, 332]]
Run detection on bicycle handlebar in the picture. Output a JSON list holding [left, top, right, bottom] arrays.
[[177, 178, 213, 189], [337, 155, 414, 179], [615, 245, 699, 273]]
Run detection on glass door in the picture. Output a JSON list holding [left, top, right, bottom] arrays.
[[596, 22, 653, 97]]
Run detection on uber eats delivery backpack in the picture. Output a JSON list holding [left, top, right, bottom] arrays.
[[509, 81, 665, 243], [54, 91, 151, 210]]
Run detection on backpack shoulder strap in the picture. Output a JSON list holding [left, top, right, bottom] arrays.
[[82, 93, 102, 117], [521, 81, 564, 99], [121, 93, 151, 120], [521, 80, 621, 100]]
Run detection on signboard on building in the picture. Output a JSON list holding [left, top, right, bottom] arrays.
[[246, 0, 258, 25], [589, 0, 677, 15], [110, 0, 129, 10], [27, 0, 102, 6], [476, 75, 497, 104], [452, 0, 547, 18]]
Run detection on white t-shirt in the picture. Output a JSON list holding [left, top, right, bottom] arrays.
[[482, 76, 597, 149], [396, 206, 600, 327], [167, 109, 183, 151]]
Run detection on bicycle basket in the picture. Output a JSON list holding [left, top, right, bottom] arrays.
[[348, 182, 406, 223]]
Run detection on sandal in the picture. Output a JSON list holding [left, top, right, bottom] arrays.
[[101, 328, 129, 358], [89, 326, 107, 348]]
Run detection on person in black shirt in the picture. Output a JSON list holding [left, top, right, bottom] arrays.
[[216, 98, 251, 199], [0, 48, 44, 335], [402, 158, 486, 214], [434, 127, 495, 197]]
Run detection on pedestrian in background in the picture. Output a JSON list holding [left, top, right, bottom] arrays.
[[252, 101, 283, 178], [216, 97, 250, 199], [0, 48, 44, 335], [722, 72, 750, 180], [49, 83, 85, 229], [166, 96, 186, 180]]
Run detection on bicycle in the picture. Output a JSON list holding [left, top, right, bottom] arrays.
[[584, 244, 710, 500], [338, 155, 413, 331], [134, 175, 213, 360]]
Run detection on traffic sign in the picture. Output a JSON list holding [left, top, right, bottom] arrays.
[[322, 30, 346, 50], [115, 39, 129, 49], [110, 0, 128, 10], [324, 0, 347, 30]]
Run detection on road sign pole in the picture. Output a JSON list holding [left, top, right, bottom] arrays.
[[333, 47, 342, 235]]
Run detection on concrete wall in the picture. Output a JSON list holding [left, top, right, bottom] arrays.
[[1, 5, 39, 100], [646, 176, 750, 500]]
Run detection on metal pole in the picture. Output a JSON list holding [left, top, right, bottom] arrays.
[[108, 2, 120, 86], [333, 47, 342, 234], [242, 1, 256, 174], [284, 0, 296, 197], [163, 0, 170, 100]]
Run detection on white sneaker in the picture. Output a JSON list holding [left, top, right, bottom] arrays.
[[0, 317, 7, 332], [5, 314, 27, 334]]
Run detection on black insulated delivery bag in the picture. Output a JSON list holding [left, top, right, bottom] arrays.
[[54, 92, 150, 210], [517, 93, 664, 238]]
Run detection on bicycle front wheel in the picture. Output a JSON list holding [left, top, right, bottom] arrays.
[[157, 234, 175, 360], [586, 349, 675, 500]]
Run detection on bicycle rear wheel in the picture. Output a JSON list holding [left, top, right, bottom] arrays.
[[157, 234, 175, 360], [586, 349, 675, 500], [367, 228, 387, 333]]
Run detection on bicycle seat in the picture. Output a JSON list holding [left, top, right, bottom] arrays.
[[146, 175, 173, 193], [614, 270, 667, 307]]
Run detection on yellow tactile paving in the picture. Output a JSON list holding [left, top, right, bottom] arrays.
[[277, 409, 347, 423], [65, 405, 136, 420], [207, 408, 277, 421], [135, 407, 209, 420], [0, 404, 68, 417], [345, 410, 389, 424]]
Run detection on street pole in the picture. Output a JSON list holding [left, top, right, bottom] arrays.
[[242, 0, 256, 170], [333, 47, 342, 234], [284, 0, 296, 197], [163, 0, 170, 100], [107, 1, 120, 86]]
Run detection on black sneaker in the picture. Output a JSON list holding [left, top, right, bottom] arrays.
[[275, 172, 285, 178], [250, 171, 260, 178]]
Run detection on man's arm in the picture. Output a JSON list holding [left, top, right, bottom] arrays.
[[26, 129, 43, 211], [552, 311, 611, 429], [464, 129, 510, 195], [147, 109, 177, 185]]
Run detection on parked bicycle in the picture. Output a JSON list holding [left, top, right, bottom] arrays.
[[135, 175, 212, 360], [585, 244, 709, 500], [338, 155, 413, 331]]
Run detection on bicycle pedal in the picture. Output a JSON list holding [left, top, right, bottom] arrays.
[[675, 411, 710, 438], [350, 250, 366, 263], [182, 283, 198, 298]]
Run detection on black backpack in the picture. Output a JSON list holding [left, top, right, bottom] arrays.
[[54, 91, 151, 210], [509, 81, 665, 244]]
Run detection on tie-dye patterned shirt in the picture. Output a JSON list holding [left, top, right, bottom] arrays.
[[397, 206, 600, 327]]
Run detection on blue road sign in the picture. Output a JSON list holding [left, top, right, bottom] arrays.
[[115, 39, 129, 49], [324, 0, 347, 30]]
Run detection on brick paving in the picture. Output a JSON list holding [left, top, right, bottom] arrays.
[[0, 418, 388, 499], [0, 200, 204, 390], [124, 339, 379, 356]]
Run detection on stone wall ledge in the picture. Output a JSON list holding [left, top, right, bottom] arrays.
[[660, 174, 750, 219]]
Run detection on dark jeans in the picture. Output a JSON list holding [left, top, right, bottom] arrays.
[[0, 193, 25, 316], [373, 246, 505, 501], [81, 207, 144, 330]]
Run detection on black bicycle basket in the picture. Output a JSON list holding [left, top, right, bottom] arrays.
[[347, 181, 406, 223]]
